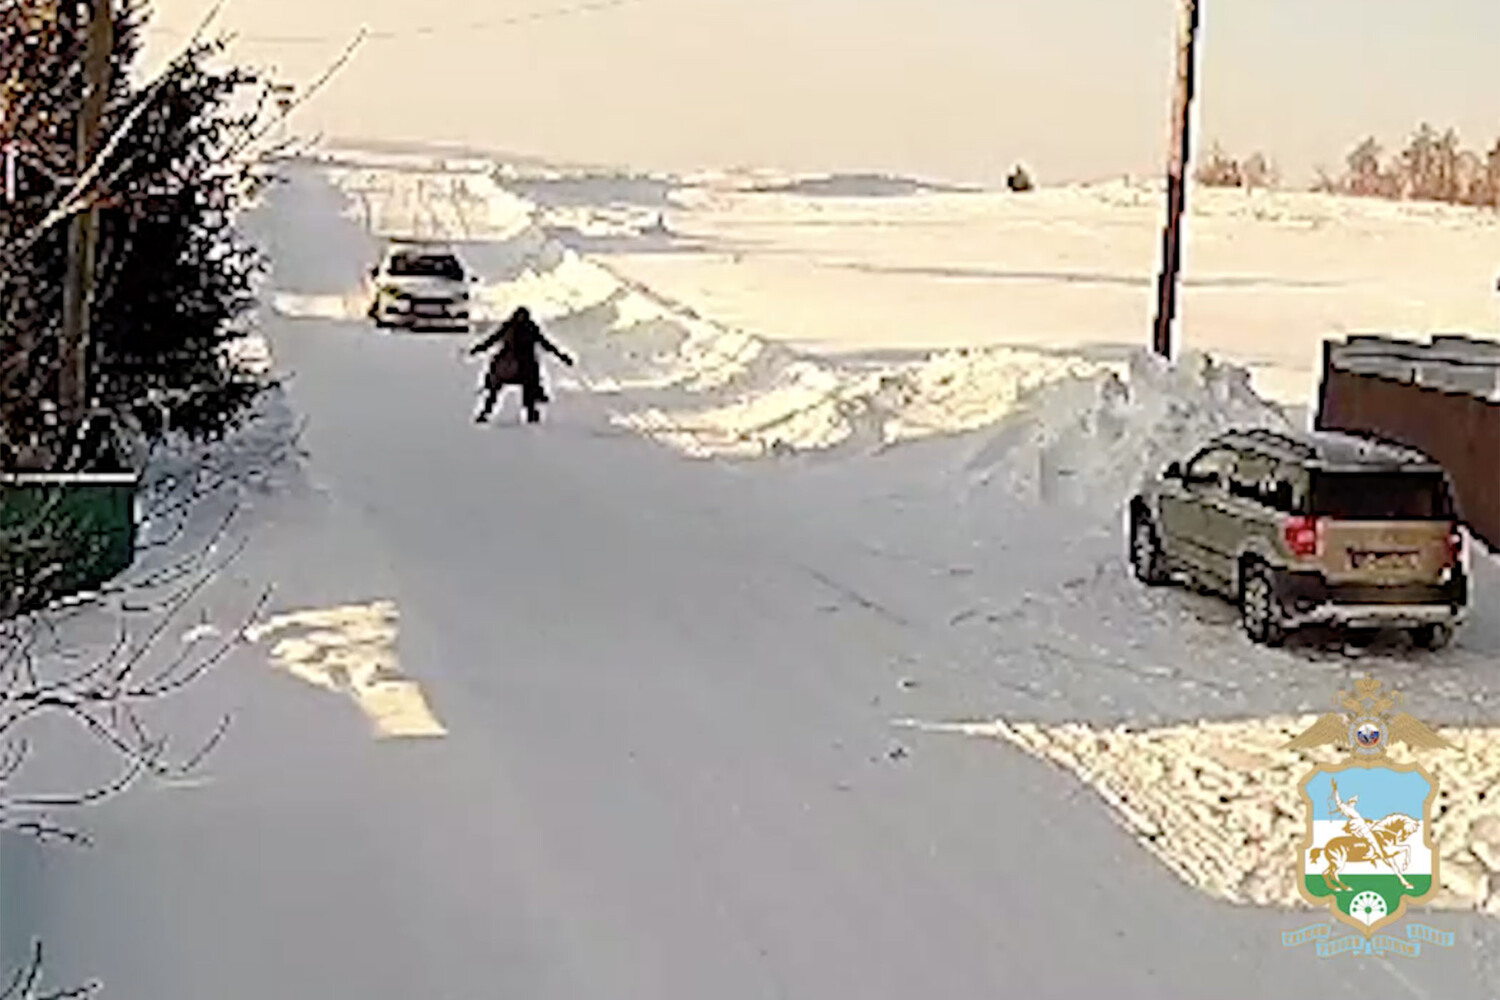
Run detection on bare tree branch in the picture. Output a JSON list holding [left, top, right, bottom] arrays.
[[0, 0, 233, 286], [0, 942, 101, 1000]]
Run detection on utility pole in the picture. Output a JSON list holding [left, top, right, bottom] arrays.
[[1151, 0, 1201, 359], [59, 0, 115, 437]]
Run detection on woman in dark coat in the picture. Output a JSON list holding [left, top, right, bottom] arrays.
[[469, 306, 575, 424]]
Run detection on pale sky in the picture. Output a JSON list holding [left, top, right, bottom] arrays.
[[141, 0, 1500, 185]]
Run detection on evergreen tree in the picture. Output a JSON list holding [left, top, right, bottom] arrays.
[[1, 1, 276, 470]]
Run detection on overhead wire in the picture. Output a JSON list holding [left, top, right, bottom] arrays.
[[146, 0, 655, 46]]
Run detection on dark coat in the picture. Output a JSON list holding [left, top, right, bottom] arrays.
[[471, 309, 572, 402]]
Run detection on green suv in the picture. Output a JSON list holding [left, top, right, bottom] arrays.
[[1127, 428, 1469, 648]]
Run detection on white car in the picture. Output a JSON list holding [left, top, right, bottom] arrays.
[[365, 243, 475, 331]]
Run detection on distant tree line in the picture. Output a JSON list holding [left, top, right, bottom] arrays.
[[1194, 143, 1280, 190], [1195, 125, 1500, 209], [1312, 124, 1500, 208]]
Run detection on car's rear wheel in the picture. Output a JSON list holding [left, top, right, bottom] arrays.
[[1129, 513, 1169, 586], [1240, 564, 1287, 647], [1410, 623, 1453, 651]]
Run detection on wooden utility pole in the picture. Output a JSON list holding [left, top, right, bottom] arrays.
[[1151, 0, 1201, 359], [59, 0, 115, 434]]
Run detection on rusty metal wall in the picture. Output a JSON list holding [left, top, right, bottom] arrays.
[[1316, 356, 1500, 553]]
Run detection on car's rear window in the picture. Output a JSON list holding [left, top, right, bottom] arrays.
[[1308, 471, 1453, 520], [388, 252, 464, 280]]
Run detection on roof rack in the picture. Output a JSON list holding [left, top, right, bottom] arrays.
[[385, 237, 455, 249], [1218, 426, 1437, 468], [1219, 427, 1316, 460]]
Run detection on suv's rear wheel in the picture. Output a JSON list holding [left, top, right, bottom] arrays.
[[1130, 513, 1169, 586], [1410, 623, 1454, 651], [1240, 564, 1287, 647]]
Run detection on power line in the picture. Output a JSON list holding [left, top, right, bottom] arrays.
[[147, 0, 653, 46]]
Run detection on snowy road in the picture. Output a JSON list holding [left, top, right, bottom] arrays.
[[3, 159, 1498, 998]]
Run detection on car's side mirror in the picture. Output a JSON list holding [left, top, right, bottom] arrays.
[[1164, 461, 1184, 480]]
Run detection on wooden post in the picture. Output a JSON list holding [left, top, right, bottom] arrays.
[[1151, 0, 1200, 359], [59, 0, 114, 437]]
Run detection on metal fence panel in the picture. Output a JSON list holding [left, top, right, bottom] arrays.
[[0, 473, 139, 617], [1317, 349, 1500, 553]]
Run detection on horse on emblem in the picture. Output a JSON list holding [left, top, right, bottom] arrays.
[[1308, 815, 1422, 893]]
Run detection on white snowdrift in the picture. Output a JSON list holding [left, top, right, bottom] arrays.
[[613, 336, 1294, 519], [959, 349, 1293, 510], [614, 347, 1122, 459]]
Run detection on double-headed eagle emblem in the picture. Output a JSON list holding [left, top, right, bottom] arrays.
[[1283, 678, 1454, 759]]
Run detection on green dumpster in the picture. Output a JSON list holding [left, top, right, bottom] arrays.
[[1, 472, 139, 617]]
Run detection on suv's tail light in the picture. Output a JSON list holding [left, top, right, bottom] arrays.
[[1282, 516, 1325, 558], [1445, 526, 1464, 568]]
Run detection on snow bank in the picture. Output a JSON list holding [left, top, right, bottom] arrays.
[[615, 346, 1119, 459], [613, 335, 1292, 518], [909, 714, 1500, 915], [960, 349, 1293, 510]]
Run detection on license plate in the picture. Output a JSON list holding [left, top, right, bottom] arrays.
[[1348, 550, 1418, 570], [416, 304, 444, 315]]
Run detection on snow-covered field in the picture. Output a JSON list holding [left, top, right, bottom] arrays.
[[602, 177, 1500, 411]]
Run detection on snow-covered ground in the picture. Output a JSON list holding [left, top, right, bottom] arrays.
[[7, 151, 1499, 999], [265, 153, 1500, 919]]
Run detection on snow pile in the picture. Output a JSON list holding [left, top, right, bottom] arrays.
[[908, 714, 1500, 916], [481, 249, 620, 324], [618, 361, 851, 457], [614, 346, 1118, 459], [611, 336, 1289, 489], [881, 348, 1119, 443], [961, 349, 1293, 510]]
